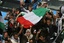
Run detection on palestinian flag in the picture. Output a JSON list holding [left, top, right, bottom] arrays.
[[0, 12, 5, 30], [17, 7, 50, 28]]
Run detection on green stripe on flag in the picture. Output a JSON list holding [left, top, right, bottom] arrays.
[[32, 7, 50, 17], [0, 22, 5, 30]]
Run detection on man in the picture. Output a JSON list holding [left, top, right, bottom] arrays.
[[20, 0, 28, 11], [37, 34, 47, 43], [57, 6, 64, 43], [41, 1, 48, 8], [11, 33, 20, 43], [24, 5, 33, 13], [45, 18, 57, 43], [24, 29, 33, 42], [2, 31, 12, 43]]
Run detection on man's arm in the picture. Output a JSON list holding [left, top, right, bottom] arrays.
[[17, 25, 24, 36]]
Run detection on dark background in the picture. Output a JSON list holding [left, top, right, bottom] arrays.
[[0, 0, 64, 11]]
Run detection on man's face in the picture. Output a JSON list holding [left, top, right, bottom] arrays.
[[20, 0, 24, 6], [26, 31, 30, 36], [47, 20, 51, 25], [28, 7, 32, 11], [4, 32, 8, 38], [45, 12, 52, 18], [14, 34, 18, 40], [39, 36, 45, 41], [43, 3, 48, 8], [15, 11, 19, 14]]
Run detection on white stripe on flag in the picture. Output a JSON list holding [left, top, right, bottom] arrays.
[[23, 12, 42, 24]]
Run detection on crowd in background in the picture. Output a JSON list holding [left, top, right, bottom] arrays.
[[0, 0, 63, 43]]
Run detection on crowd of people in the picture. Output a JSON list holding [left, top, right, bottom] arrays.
[[0, 0, 63, 43]]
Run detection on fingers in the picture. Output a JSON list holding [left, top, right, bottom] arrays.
[[37, 30, 41, 34], [30, 25, 32, 29], [22, 24, 24, 27]]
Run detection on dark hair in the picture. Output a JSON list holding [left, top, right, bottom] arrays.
[[28, 4, 32, 7], [39, 33, 46, 37], [46, 18, 52, 22], [16, 8, 21, 13], [25, 0, 31, 3], [58, 6, 62, 17], [13, 32, 18, 36], [48, 12, 53, 15], [27, 4, 32, 10], [48, 12, 53, 18], [10, 13, 14, 16], [3, 31, 7, 34], [38, 2, 42, 6]]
